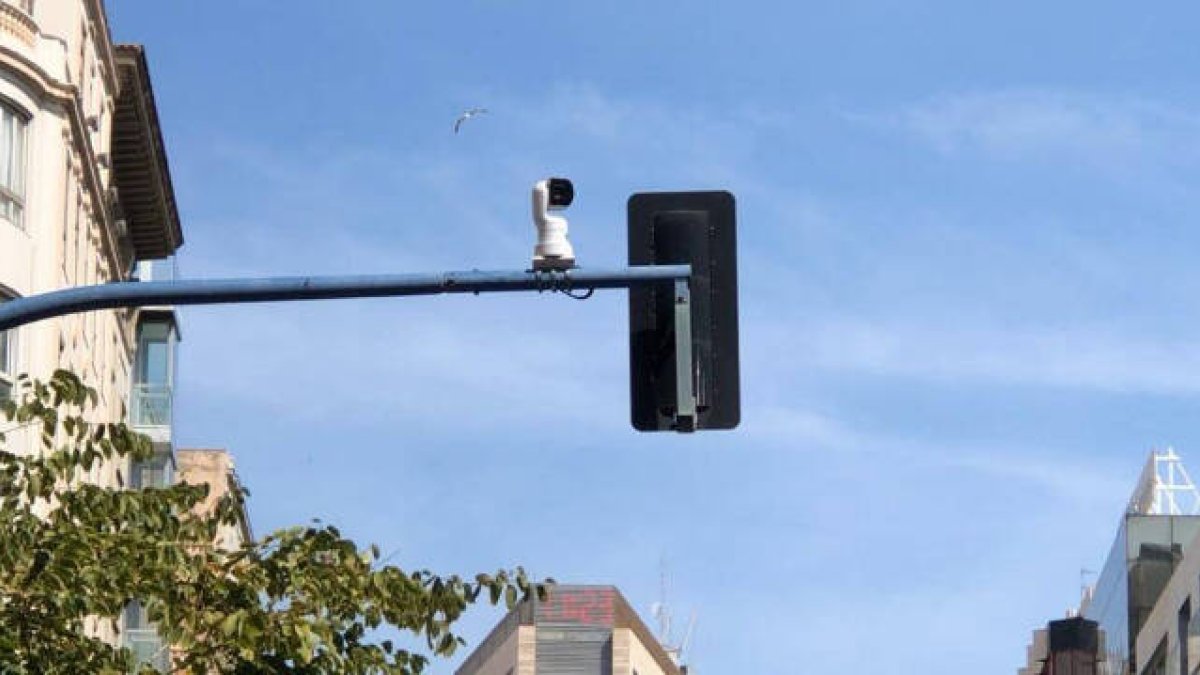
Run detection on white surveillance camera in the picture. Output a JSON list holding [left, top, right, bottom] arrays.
[[531, 177, 576, 270]]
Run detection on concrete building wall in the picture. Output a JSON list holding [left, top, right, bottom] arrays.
[[613, 627, 674, 675], [0, 0, 182, 500], [518, 627, 536, 675], [175, 448, 252, 551], [1134, 521, 1200, 675], [0, 0, 132, 489], [460, 625, 536, 675]]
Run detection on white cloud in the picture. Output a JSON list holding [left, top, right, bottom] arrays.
[[745, 402, 1128, 505], [862, 89, 1200, 171], [757, 317, 1200, 396]]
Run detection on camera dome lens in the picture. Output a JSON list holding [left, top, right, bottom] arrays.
[[547, 178, 575, 207]]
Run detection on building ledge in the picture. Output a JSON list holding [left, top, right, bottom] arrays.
[[112, 44, 182, 260], [0, 3, 35, 51]]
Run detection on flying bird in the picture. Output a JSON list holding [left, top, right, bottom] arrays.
[[453, 107, 488, 134]]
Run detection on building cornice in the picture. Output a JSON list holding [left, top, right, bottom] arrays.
[[0, 3, 37, 49], [112, 44, 183, 258], [0, 45, 125, 277], [0, 43, 134, 358], [82, 0, 119, 94]]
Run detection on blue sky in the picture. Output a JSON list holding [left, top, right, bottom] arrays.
[[107, 2, 1200, 672]]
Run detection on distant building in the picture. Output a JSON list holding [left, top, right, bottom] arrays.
[[121, 448, 255, 672], [1019, 450, 1200, 675], [176, 448, 254, 551], [0, 0, 193, 669], [1019, 617, 1102, 675], [456, 585, 684, 675]]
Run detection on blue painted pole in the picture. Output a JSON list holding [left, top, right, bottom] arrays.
[[0, 265, 691, 331]]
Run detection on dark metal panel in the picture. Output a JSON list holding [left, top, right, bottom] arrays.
[[628, 191, 740, 431]]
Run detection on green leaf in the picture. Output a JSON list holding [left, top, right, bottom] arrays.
[[220, 611, 241, 637]]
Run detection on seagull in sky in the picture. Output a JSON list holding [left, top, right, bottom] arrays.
[[453, 107, 489, 134]]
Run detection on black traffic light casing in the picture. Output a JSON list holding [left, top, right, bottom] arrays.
[[628, 191, 739, 431]]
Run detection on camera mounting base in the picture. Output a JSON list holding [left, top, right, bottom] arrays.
[[531, 256, 577, 271]]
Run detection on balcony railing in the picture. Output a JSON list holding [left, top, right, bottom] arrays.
[[131, 454, 173, 490], [0, 1, 35, 48], [123, 628, 169, 672], [130, 383, 172, 428]]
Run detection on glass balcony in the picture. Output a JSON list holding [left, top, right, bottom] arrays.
[[135, 257, 179, 283], [131, 449, 173, 490], [123, 628, 169, 672], [130, 383, 172, 429]]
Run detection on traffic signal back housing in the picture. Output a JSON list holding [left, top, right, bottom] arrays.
[[628, 191, 739, 431]]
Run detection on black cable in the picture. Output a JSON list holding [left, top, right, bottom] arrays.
[[560, 287, 594, 300]]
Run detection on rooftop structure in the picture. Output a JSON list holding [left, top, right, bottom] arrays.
[[456, 585, 685, 675], [1127, 449, 1200, 517]]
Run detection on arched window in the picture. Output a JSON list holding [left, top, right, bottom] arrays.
[[0, 102, 27, 229]]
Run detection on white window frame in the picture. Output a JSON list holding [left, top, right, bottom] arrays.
[[0, 100, 28, 230]]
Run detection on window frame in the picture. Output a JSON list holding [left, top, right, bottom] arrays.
[[0, 99, 29, 230], [0, 289, 16, 399]]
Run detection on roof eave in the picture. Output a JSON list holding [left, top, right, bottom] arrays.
[[111, 44, 183, 260]]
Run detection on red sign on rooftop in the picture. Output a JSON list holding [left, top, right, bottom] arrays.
[[536, 587, 616, 627]]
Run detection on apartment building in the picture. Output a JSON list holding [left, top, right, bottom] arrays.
[[117, 448, 255, 670], [0, 0, 181, 480], [176, 448, 254, 552], [0, 1, 199, 668], [1019, 617, 1102, 675], [456, 585, 684, 675]]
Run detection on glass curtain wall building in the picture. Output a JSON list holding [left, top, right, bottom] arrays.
[[1085, 515, 1200, 674], [1019, 451, 1200, 675]]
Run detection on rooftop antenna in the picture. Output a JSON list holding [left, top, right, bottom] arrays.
[[651, 557, 697, 668], [651, 559, 672, 650], [1079, 568, 1096, 611]]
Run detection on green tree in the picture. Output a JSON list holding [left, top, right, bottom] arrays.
[[0, 370, 547, 674]]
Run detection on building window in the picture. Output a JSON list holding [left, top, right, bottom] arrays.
[[0, 102, 26, 229], [0, 292, 15, 399], [131, 320, 175, 428], [1180, 598, 1191, 675], [131, 452, 172, 489], [135, 321, 173, 387], [123, 600, 169, 672], [1188, 592, 1200, 675]]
